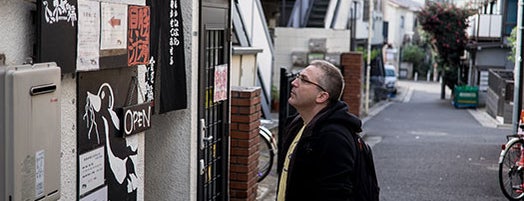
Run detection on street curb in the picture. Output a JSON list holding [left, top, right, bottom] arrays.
[[360, 84, 411, 138], [362, 101, 393, 126], [360, 101, 393, 139], [467, 108, 512, 129]]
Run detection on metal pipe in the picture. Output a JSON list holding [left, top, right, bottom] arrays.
[[365, 0, 373, 114], [350, 1, 358, 51], [512, 0, 524, 133]]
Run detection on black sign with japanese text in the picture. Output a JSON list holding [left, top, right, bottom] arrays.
[[36, 0, 78, 73], [147, 0, 188, 113]]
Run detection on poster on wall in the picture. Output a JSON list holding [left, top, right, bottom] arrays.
[[100, 3, 127, 50], [214, 64, 228, 102], [77, 67, 139, 201], [147, 0, 187, 113], [37, 0, 78, 73], [99, 2, 128, 69], [77, 0, 100, 71], [127, 5, 150, 66]]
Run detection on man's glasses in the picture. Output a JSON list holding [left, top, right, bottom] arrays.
[[295, 74, 327, 92]]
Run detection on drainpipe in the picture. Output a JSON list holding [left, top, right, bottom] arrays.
[[365, 0, 374, 114], [513, 0, 524, 133], [350, 0, 358, 51]]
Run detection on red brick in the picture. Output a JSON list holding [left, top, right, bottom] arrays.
[[231, 98, 251, 106], [231, 130, 249, 140], [230, 87, 262, 201]]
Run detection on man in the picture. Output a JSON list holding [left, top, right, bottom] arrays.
[[277, 60, 362, 201]]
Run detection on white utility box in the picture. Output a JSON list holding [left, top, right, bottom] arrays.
[[1, 63, 61, 201]]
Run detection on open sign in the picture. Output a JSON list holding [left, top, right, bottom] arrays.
[[119, 102, 152, 136]]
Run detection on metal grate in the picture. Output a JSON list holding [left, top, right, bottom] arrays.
[[200, 28, 229, 201], [277, 68, 297, 172]]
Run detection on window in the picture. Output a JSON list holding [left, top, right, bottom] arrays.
[[364, 0, 369, 21], [504, 0, 517, 36]]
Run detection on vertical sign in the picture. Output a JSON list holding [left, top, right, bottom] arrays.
[[77, 0, 100, 71], [147, 0, 188, 113], [78, 68, 139, 201], [128, 5, 150, 66], [37, 0, 78, 73]]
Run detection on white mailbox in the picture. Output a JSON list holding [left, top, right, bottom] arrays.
[[1, 63, 61, 201]]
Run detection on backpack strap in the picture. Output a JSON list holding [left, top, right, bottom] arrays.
[[352, 134, 380, 201]]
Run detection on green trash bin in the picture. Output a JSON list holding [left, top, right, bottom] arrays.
[[453, 85, 478, 108]]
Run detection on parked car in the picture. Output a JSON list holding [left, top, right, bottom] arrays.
[[384, 64, 397, 94]]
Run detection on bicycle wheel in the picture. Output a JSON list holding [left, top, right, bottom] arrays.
[[499, 139, 524, 200], [258, 127, 275, 182]]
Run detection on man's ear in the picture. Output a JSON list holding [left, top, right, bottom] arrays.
[[315, 91, 330, 104]]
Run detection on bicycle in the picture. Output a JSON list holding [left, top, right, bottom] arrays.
[[258, 125, 277, 182], [499, 133, 524, 200]]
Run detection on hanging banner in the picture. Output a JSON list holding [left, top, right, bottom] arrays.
[[147, 0, 188, 113], [37, 0, 78, 73]]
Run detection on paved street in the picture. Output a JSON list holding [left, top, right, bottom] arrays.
[[367, 80, 510, 201], [258, 80, 511, 201]]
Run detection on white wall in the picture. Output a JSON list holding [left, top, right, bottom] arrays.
[[0, 1, 197, 201], [0, 1, 35, 66], [383, 0, 420, 49], [0, 2, 85, 200], [237, 0, 273, 97]]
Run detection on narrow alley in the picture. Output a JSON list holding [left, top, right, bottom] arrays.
[[258, 80, 510, 200], [367, 80, 509, 200]]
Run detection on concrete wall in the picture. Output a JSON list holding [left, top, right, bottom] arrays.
[[476, 48, 513, 69], [144, 0, 198, 200], [0, 1, 198, 201], [273, 27, 350, 92]]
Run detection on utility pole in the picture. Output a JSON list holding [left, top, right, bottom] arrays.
[[365, 0, 374, 114], [512, 0, 524, 133]]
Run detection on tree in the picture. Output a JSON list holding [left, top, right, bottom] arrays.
[[402, 44, 426, 77], [508, 26, 517, 62], [417, 2, 475, 88]]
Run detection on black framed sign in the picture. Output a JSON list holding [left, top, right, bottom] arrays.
[[36, 0, 78, 73], [77, 67, 139, 201]]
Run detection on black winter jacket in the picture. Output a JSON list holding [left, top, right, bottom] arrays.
[[277, 101, 362, 201]]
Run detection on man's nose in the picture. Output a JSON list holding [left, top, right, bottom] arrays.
[[291, 78, 299, 87]]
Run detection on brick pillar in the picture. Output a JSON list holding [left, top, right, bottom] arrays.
[[230, 86, 261, 201], [340, 52, 363, 117]]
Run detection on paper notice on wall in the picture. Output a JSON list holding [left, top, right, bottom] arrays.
[[77, 0, 100, 71], [79, 185, 108, 201], [213, 64, 228, 102], [100, 3, 127, 50], [79, 146, 105, 196], [102, 0, 145, 5]]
